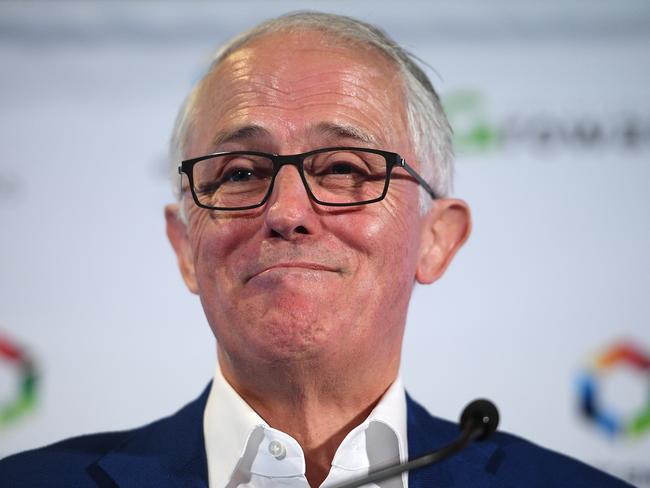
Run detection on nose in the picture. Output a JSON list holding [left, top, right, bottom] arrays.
[[263, 165, 319, 240]]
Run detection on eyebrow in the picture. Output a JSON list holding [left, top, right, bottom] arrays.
[[311, 122, 378, 146], [208, 121, 379, 153], [210, 124, 271, 151]]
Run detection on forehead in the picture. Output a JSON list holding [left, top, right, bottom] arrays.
[[188, 29, 410, 155]]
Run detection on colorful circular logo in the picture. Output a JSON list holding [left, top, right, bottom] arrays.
[[0, 334, 38, 427], [578, 342, 650, 437]]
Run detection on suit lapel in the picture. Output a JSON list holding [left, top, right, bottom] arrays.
[[95, 384, 211, 487], [406, 393, 500, 488]]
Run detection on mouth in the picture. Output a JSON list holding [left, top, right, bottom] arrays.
[[247, 262, 338, 282]]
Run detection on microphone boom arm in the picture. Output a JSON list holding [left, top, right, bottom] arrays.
[[330, 399, 499, 488]]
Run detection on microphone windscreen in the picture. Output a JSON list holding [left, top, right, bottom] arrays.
[[459, 399, 500, 441]]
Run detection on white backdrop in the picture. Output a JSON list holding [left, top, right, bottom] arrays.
[[1, 1, 649, 485]]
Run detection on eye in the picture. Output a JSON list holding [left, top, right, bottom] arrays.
[[310, 152, 370, 176], [218, 156, 273, 184], [330, 163, 356, 175], [226, 168, 254, 182]]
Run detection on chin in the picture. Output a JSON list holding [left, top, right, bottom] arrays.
[[246, 312, 339, 363]]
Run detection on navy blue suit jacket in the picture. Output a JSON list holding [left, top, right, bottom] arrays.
[[0, 385, 631, 487]]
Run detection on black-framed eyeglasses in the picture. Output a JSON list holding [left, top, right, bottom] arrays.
[[178, 146, 437, 211]]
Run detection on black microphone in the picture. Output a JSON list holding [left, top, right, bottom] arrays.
[[331, 399, 499, 488]]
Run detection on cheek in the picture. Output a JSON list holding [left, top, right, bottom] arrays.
[[335, 200, 421, 284], [188, 212, 253, 289], [370, 193, 421, 248]]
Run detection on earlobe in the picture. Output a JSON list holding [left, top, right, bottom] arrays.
[[165, 204, 199, 294], [415, 199, 471, 284]]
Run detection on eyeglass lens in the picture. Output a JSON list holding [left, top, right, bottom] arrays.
[[191, 149, 389, 208]]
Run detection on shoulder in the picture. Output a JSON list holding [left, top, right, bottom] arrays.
[[485, 428, 631, 487], [405, 393, 633, 487], [0, 429, 136, 487], [0, 384, 211, 488]]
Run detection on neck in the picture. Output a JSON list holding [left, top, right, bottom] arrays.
[[218, 347, 401, 487]]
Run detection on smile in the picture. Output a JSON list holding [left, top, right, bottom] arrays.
[[247, 262, 338, 281]]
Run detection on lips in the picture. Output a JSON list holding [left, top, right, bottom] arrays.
[[246, 262, 339, 282]]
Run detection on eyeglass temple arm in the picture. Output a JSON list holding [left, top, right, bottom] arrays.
[[399, 159, 438, 200], [177, 166, 184, 197]]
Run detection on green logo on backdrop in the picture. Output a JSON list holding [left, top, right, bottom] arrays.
[[0, 333, 38, 428], [443, 90, 499, 153], [442, 89, 650, 154]]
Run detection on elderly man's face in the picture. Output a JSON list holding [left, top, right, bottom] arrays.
[[166, 31, 466, 372]]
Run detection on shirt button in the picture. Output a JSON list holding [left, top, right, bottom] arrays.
[[268, 440, 286, 460]]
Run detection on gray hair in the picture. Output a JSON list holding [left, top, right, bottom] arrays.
[[169, 11, 453, 214]]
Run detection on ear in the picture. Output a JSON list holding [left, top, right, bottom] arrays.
[[165, 204, 199, 294], [416, 199, 471, 284]]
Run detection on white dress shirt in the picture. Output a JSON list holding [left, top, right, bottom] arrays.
[[203, 364, 408, 488]]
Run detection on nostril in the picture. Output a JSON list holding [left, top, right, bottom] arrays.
[[267, 225, 309, 239]]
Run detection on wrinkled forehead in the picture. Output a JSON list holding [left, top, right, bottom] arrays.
[[210, 27, 403, 93], [186, 29, 410, 154]]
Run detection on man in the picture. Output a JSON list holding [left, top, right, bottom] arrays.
[[0, 12, 630, 488]]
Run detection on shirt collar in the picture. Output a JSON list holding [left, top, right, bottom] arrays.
[[203, 363, 266, 488], [203, 363, 408, 487]]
